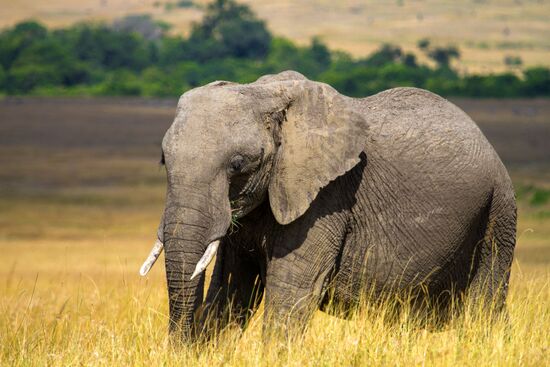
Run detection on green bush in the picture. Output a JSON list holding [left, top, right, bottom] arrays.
[[522, 67, 550, 96], [530, 189, 550, 207], [0, 65, 5, 89], [99, 70, 142, 96], [7, 64, 62, 93]]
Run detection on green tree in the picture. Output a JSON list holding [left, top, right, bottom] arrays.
[[363, 44, 403, 67], [402, 53, 417, 68], [308, 37, 331, 70], [12, 38, 70, 67], [522, 67, 550, 96], [427, 46, 460, 68], [158, 36, 187, 66], [70, 25, 151, 71], [187, 0, 271, 60], [0, 20, 48, 69], [417, 38, 430, 50]]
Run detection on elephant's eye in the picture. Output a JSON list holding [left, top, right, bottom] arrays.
[[229, 155, 245, 174]]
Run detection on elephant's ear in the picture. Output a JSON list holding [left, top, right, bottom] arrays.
[[267, 79, 369, 225]]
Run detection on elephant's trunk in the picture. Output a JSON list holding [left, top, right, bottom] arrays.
[[161, 176, 231, 339], [164, 216, 207, 337]]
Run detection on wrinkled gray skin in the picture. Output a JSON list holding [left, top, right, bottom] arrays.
[[157, 71, 516, 341]]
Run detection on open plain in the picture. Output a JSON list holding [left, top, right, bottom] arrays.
[[0, 97, 549, 366]]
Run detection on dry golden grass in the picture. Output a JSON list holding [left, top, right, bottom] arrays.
[[0, 202, 548, 366], [0, 172, 548, 367], [0, 0, 548, 73], [0, 97, 548, 365]]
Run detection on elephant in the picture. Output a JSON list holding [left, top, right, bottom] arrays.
[[139, 70, 516, 341]]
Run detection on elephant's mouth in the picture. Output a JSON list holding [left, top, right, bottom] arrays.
[[229, 165, 271, 220], [229, 197, 250, 220], [229, 172, 255, 211]]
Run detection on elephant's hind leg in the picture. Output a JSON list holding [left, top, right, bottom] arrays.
[[469, 183, 516, 314]]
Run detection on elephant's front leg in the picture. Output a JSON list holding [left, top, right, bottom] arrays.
[[263, 225, 344, 338], [200, 242, 263, 338]]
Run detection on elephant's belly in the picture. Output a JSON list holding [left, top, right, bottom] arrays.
[[329, 205, 488, 307]]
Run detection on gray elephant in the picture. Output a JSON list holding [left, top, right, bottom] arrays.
[[139, 71, 516, 340]]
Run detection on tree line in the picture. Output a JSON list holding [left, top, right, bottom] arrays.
[[0, 0, 548, 98]]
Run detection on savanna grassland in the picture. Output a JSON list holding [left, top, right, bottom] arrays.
[[1, 0, 549, 73], [0, 97, 549, 366]]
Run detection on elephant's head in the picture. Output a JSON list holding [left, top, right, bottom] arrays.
[[139, 71, 368, 338]]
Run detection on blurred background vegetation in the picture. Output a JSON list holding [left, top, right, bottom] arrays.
[[0, 0, 548, 98]]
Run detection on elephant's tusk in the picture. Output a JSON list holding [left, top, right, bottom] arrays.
[[139, 239, 164, 276], [190, 240, 220, 280]]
